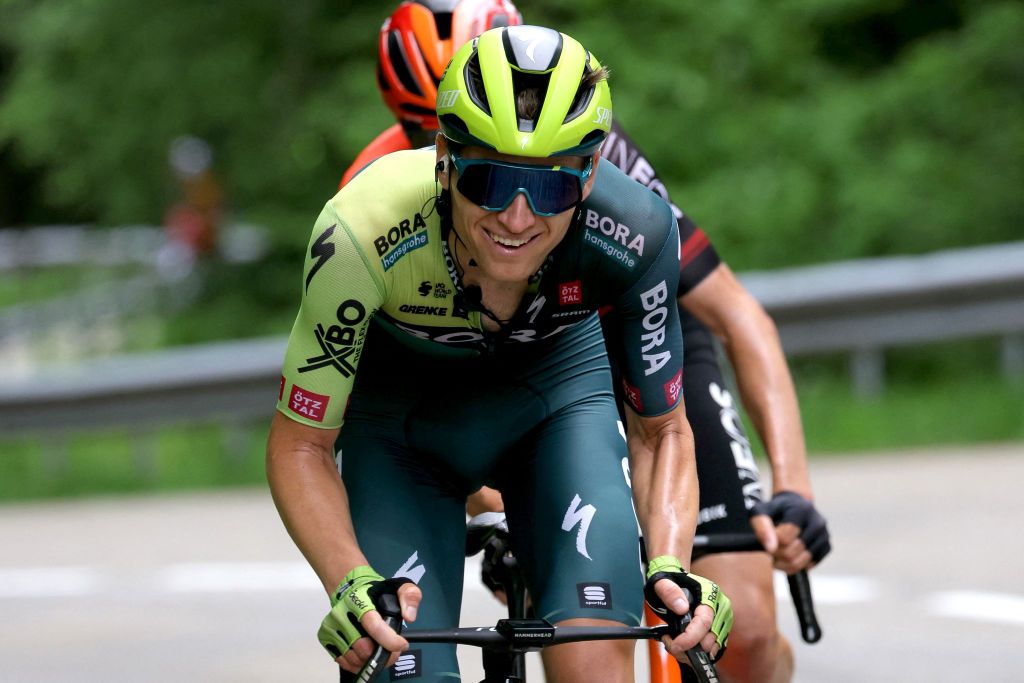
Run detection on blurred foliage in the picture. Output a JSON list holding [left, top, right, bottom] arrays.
[[0, 0, 1020, 273]]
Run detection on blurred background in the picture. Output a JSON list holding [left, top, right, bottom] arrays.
[[0, 0, 1022, 681]]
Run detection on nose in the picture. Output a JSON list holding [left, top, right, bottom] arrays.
[[496, 192, 536, 234]]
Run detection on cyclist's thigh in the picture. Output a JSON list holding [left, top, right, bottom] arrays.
[[499, 394, 644, 627], [340, 409, 467, 680]]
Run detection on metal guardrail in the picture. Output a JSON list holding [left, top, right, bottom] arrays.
[[2, 241, 1023, 435]]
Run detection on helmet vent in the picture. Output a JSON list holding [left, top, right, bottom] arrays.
[[388, 30, 424, 97], [511, 69, 550, 133], [434, 12, 453, 40], [563, 63, 595, 124], [464, 50, 492, 115]]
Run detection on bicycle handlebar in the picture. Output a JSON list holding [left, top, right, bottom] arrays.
[[349, 617, 722, 683], [692, 532, 822, 643]]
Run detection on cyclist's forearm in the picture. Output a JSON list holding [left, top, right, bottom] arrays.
[[719, 301, 812, 498], [266, 413, 368, 594], [626, 404, 698, 565], [682, 265, 813, 498]]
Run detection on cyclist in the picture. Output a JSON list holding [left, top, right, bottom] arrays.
[[342, 3, 830, 682], [268, 25, 732, 682]]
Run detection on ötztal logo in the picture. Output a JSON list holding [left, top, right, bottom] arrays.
[[559, 280, 582, 306], [288, 385, 330, 423], [622, 378, 643, 412], [663, 368, 683, 405]]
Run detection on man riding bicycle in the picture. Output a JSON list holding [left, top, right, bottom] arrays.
[[268, 25, 732, 682], [339, 3, 831, 682]]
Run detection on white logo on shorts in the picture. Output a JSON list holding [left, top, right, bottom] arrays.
[[562, 494, 597, 560]]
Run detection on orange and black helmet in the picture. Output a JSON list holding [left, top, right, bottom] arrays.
[[377, 0, 522, 132]]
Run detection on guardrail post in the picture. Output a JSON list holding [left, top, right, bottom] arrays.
[[1002, 334, 1024, 384], [851, 348, 885, 397]]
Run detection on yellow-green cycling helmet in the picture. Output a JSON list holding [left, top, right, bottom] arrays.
[[436, 25, 612, 157]]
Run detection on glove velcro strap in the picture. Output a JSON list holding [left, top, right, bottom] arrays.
[[646, 555, 685, 581], [331, 565, 384, 609]]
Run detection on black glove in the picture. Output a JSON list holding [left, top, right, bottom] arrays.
[[752, 491, 831, 564]]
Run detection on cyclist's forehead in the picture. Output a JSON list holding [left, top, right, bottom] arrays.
[[458, 145, 586, 170]]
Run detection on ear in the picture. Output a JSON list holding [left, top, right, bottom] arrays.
[[580, 151, 601, 201], [434, 134, 450, 189]]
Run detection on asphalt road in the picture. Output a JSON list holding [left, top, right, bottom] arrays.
[[2, 443, 1022, 682]]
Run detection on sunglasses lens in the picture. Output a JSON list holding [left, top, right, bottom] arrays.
[[456, 162, 583, 215]]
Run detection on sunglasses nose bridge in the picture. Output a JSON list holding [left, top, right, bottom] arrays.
[[497, 191, 538, 228]]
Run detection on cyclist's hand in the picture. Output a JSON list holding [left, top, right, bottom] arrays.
[[466, 512, 512, 605], [317, 565, 422, 674], [751, 491, 831, 574], [644, 555, 733, 662]]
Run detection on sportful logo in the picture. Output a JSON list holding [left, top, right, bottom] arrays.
[[577, 582, 612, 609], [638, 280, 671, 376], [389, 650, 422, 680], [299, 300, 367, 378], [562, 494, 596, 560], [288, 384, 330, 422]]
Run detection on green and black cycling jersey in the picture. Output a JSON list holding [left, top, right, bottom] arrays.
[[277, 148, 684, 428]]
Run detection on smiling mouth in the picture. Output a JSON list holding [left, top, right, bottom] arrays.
[[485, 229, 534, 249]]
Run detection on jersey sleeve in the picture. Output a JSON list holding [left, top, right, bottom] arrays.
[[276, 202, 385, 428], [676, 213, 721, 295], [612, 212, 685, 417]]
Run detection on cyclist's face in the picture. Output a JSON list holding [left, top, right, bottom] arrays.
[[437, 137, 599, 284]]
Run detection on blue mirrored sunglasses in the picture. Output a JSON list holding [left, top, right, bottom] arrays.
[[449, 150, 592, 216]]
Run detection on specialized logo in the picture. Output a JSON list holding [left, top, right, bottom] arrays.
[[577, 582, 612, 609], [663, 368, 683, 406], [561, 494, 596, 560], [299, 300, 367, 377], [593, 106, 612, 127], [417, 281, 432, 297], [389, 650, 422, 680], [558, 280, 582, 306], [375, 213, 428, 271], [394, 551, 426, 584], [639, 280, 671, 376], [621, 378, 643, 413], [709, 382, 763, 509], [305, 224, 336, 292], [399, 304, 448, 317], [288, 384, 329, 423]]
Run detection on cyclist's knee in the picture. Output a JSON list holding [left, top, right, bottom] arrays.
[[542, 618, 634, 683], [718, 615, 793, 683]]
